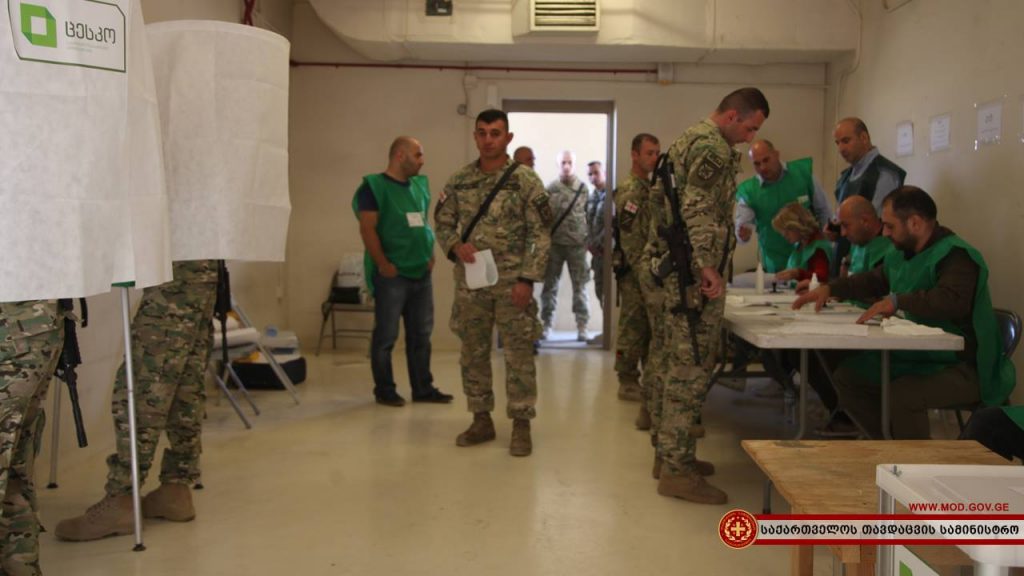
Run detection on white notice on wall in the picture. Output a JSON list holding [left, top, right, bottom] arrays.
[[929, 114, 951, 152], [975, 100, 1003, 148], [896, 121, 914, 157]]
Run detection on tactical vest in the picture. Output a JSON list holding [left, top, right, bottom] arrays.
[[846, 235, 1014, 407], [736, 157, 817, 273], [352, 174, 434, 294]]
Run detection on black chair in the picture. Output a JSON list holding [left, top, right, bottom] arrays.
[[315, 275, 373, 356], [952, 308, 1021, 431]]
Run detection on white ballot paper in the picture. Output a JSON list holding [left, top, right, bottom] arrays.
[[465, 249, 498, 290]]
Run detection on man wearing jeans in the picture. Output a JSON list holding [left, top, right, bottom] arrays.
[[354, 136, 452, 406]]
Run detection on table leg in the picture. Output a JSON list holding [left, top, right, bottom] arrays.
[[793, 348, 808, 439], [881, 351, 892, 440], [792, 545, 814, 576]]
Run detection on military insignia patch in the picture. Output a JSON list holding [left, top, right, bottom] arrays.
[[624, 201, 638, 214], [695, 153, 724, 183], [533, 194, 553, 225]]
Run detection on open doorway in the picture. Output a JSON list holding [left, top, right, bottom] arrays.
[[505, 100, 616, 350]]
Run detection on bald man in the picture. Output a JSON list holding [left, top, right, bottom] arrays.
[[513, 146, 536, 169], [735, 140, 829, 273], [829, 117, 906, 276], [353, 136, 452, 406], [837, 195, 895, 277]]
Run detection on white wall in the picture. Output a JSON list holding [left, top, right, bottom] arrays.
[[832, 0, 1024, 400], [287, 3, 828, 352], [41, 0, 294, 483]]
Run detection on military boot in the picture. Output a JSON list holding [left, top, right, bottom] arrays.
[[55, 494, 134, 541], [617, 377, 643, 402], [455, 412, 496, 447], [657, 468, 728, 504], [509, 418, 532, 457], [142, 483, 195, 522], [635, 404, 651, 430], [653, 457, 715, 479], [576, 322, 588, 342]]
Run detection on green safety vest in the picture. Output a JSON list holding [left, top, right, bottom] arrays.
[[848, 234, 896, 276], [846, 234, 1015, 408], [351, 173, 434, 294], [735, 157, 817, 273], [785, 238, 833, 272]]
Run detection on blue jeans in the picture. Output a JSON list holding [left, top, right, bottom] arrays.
[[371, 271, 434, 398]]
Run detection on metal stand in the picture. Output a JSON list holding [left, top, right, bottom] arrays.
[[46, 387, 61, 488], [208, 365, 253, 429], [119, 287, 146, 552], [233, 300, 300, 405]]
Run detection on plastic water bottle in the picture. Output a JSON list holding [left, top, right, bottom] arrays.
[[755, 262, 765, 294], [809, 273, 820, 292]]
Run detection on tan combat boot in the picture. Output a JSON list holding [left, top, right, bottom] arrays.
[[653, 457, 715, 479], [509, 418, 532, 457], [617, 377, 643, 402], [455, 412, 496, 447], [55, 494, 134, 541], [142, 483, 196, 522], [635, 404, 651, 430], [657, 468, 728, 504]]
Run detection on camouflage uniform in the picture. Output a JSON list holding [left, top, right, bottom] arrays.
[[647, 119, 740, 475], [435, 159, 551, 419], [613, 175, 652, 384], [540, 177, 590, 329], [105, 260, 217, 495], [0, 300, 61, 575], [642, 177, 670, 438], [586, 186, 608, 306]]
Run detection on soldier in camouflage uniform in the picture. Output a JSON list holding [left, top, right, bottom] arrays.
[[435, 109, 551, 457], [0, 301, 62, 575], [57, 260, 217, 540], [646, 88, 769, 504], [613, 134, 660, 417], [540, 151, 591, 342], [585, 160, 608, 309]]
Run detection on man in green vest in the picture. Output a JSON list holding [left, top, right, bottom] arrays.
[[837, 195, 895, 277], [735, 140, 830, 273], [828, 118, 906, 276], [353, 136, 452, 407], [793, 186, 1015, 439]]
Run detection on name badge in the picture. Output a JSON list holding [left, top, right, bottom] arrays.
[[407, 212, 425, 227]]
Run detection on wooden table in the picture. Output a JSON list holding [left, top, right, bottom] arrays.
[[741, 440, 1011, 576]]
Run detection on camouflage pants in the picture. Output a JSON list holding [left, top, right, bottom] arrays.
[[540, 243, 590, 327], [656, 297, 724, 474], [592, 256, 605, 307], [105, 279, 216, 495], [0, 301, 61, 576], [640, 277, 667, 444], [613, 271, 650, 383], [451, 281, 541, 419]]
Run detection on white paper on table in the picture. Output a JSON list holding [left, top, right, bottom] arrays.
[[773, 323, 870, 337], [0, 0, 171, 300], [731, 308, 778, 316], [881, 317, 947, 336], [148, 21, 291, 262], [465, 249, 498, 290]]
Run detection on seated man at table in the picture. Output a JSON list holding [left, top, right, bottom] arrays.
[[792, 186, 1015, 439]]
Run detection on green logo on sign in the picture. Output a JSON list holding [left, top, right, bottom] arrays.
[[20, 3, 56, 48]]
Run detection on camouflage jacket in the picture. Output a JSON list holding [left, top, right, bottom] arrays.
[[172, 259, 219, 284], [546, 176, 590, 246], [648, 118, 741, 276], [586, 186, 608, 255], [0, 300, 59, 342], [614, 174, 653, 272], [435, 158, 552, 285]]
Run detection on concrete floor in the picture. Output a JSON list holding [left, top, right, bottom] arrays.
[[39, 346, 850, 575]]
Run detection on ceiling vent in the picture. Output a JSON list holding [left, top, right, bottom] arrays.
[[512, 0, 599, 36]]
